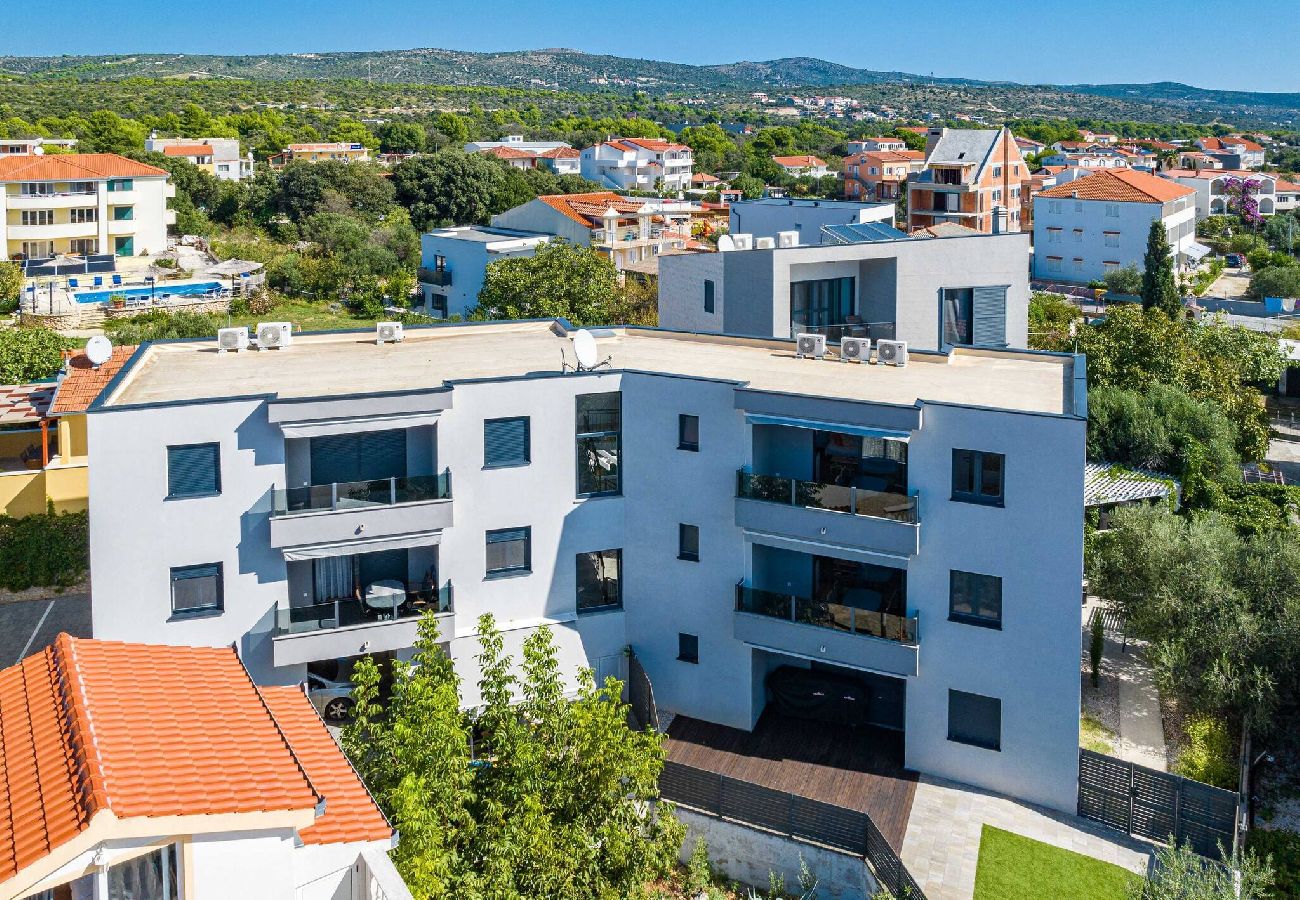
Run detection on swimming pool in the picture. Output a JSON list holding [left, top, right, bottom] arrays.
[[74, 281, 224, 304]]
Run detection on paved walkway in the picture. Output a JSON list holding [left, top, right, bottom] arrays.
[[900, 776, 1154, 899], [1114, 642, 1167, 771]]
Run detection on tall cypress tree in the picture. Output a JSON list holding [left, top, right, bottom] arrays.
[[1141, 218, 1181, 316]]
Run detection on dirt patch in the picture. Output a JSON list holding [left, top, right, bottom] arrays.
[[0, 579, 90, 606], [1159, 690, 1192, 773]]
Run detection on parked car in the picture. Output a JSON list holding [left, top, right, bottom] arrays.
[[1226, 253, 1245, 268], [306, 673, 355, 722]]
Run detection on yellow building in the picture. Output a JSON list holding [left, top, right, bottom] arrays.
[[0, 344, 134, 517], [268, 142, 371, 167]]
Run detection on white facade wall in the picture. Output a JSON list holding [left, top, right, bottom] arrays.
[[417, 230, 549, 318], [580, 144, 694, 193], [0, 175, 172, 259], [1033, 195, 1196, 284]]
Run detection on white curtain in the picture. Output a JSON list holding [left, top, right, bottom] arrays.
[[314, 555, 354, 602]]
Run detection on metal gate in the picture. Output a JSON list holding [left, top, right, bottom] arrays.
[[1078, 749, 1239, 858], [627, 651, 658, 731]]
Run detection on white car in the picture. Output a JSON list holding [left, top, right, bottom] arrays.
[[306, 673, 355, 723]]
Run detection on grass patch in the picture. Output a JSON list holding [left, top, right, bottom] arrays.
[[974, 825, 1140, 900], [1082, 710, 1118, 754]]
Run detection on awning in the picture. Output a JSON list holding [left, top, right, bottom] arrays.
[[745, 413, 910, 441], [1184, 241, 1212, 261], [279, 412, 442, 439], [281, 529, 442, 561]]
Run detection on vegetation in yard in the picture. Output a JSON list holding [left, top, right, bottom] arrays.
[[1029, 291, 1083, 346], [1082, 710, 1118, 755], [1090, 614, 1105, 688], [0, 261, 22, 315], [342, 612, 684, 899], [0, 326, 72, 384], [1247, 829, 1300, 899], [1251, 267, 1300, 300], [1142, 220, 1181, 316], [1105, 264, 1144, 298], [0, 508, 89, 592], [972, 825, 1139, 900], [1171, 714, 1239, 790], [1189, 258, 1226, 297], [1130, 841, 1273, 899]]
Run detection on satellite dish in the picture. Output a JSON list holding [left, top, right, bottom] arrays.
[[85, 335, 113, 368], [573, 329, 598, 370], [717, 234, 736, 252]]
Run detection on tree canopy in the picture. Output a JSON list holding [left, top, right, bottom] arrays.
[[471, 240, 649, 327], [1141, 219, 1180, 315], [0, 327, 70, 383]]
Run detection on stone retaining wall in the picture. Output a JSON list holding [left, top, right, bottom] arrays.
[[103, 299, 229, 319], [21, 298, 229, 329]]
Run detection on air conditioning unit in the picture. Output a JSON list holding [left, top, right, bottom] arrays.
[[795, 333, 826, 360], [216, 326, 249, 353], [840, 336, 870, 363], [731, 233, 754, 251], [776, 230, 799, 248], [256, 322, 293, 350], [754, 236, 776, 250], [376, 321, 404, 344], [876, 339, 909, 367]]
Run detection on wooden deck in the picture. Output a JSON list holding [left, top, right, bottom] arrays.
[[665, 711, 918, 850]]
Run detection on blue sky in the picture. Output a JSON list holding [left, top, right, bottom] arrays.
[[4, 0, 1297, 93]]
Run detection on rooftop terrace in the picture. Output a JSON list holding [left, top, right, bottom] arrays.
[[103, 321, 1081, 417]]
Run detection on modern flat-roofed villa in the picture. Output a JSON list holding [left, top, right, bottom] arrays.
[[87, 319, 1086, 815]]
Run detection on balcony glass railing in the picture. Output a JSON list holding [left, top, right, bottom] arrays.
[[735, 582, 918, 645], [737, 470, 917, 524], [272, 471, 451, 517], [418, 267, 452, 286], [273, 582, 453, 637], [790, 321, 896, 343]]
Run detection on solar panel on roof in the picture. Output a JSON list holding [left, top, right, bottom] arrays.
[[821, 222, 908, 244]]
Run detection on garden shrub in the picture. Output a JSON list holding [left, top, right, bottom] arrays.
[[0, 508, 89, 591], [1247, 829, 1300, 899], [1173, 714, 1238, 789]]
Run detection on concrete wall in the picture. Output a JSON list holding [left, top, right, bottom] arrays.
[[491, 200, 592, 245], [1033, 195, 1196, 284]]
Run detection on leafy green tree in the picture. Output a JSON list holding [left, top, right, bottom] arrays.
[[730, 173, 765, 200], [1104, 263, 1143, 296], [0, 262, 23, 314], [1141, 219, 1180, 314], [1028, 292, 1082, 348], [0, 327, 70, 383], [1087, 384, 1239, 484], [1249, 266, 1300, 300], [1128, 840, 1272, 899], [472, 241, 625, 326], [392, 150, 505, 229], [376, 121, 426, 154], [329, 119, 378, 149], [432, 112, 471, 145], [269, 160, 396, 223]]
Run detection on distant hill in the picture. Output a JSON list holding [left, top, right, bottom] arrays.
[[1, 48, 1296, 125]]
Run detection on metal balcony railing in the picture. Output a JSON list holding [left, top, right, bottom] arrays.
[[735, 582, 918, 645], [737, 469, 917, 524], [272, 470, 451, 517]]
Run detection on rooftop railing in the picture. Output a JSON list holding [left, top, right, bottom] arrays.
[[272, 470, 451, 517], [737, 469, 917, 524]]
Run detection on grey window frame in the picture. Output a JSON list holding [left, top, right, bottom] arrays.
[[678, 414, 700, 452], [678, 632, 699, 664], [170, 563, 223, 619], [166, 442, 221, 499], [948, 689, 1001, 751], [949, 569, 1003, 629], [575, 392, 622, 498], [678, 523, 700, 562], [951, 449, 1004, 506], [483, 416, 531, 469], [486, 527, 531, 577], [576, 548, 623, 613]]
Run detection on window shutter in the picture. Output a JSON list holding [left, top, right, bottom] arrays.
[[971, 285, 1008, 347], [485, 418, 530, 467], [167, 444, 219, 497]]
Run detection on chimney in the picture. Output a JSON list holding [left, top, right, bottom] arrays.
[[992, 205, 1009, 234]]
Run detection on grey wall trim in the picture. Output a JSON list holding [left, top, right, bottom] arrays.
[[268, 389, 454, 425], [734, 388, 922, 432]]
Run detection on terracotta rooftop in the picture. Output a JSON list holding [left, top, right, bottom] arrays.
[[537, 146, 580, 159], [480, 146, 536, 160], [1199, 136, 1264, 153], [0, 154, 168, 183], [0, 383, 54, 426], [161, 145, 212, 157], [536, 191, 647, 227], [773, 155, 828, 168], [0, 635, 389, 887], [1035, 169, 1194, 203], [49, 345, 137, 416], [608, 137, 689, 153]]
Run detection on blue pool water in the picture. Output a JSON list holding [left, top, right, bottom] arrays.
[[74, 281, 223, 304]]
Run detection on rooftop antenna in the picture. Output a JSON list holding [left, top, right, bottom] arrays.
[[562, 329, 612, 373]]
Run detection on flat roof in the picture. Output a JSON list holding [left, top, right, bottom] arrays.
[[424, 226, 550, 245], [104, 321, 1079, 417]]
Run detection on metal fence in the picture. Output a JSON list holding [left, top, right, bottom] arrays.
[[627, 652, 658, 732], [1078, 749, 1240, 858], [660, 760, 926, 899]]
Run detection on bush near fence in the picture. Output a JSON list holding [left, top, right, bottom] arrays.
[[0, 508, 89, 591]]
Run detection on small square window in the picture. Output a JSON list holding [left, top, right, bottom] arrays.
[[949, 570, 1003, 628], [678, 524, 700, 562], [486, 527, 531, 577], [948, 689, 1001, 750], [166, 443, 221, 499], [952, 449, 1005, 506], [484, 417, 530, 468], [678, 633, 699, 664], [170, 563, 223, 618], [678, 414, 700, 452]]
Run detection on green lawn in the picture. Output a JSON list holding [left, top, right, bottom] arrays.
[[225, 298, 431, 334], [973, 825, 1141, 900], [1082, 710, 1118, 754]]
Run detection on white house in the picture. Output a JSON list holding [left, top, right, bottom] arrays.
[[0, 138, 78, 157], [470, 136, 581, 175], [145, 133, 254, 182], [0, 634, 405, 900], [580, 138, 694, 193], [847, 138, 908, 154], [1032, 169, 1198, 284], [772, 155, 831, 178], [1194, 136, 1266, 169], [1162, 168, 1287, 219], [416, 226, 551, 318]]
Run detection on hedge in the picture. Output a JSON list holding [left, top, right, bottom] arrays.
[[0, 508, 89, 591]]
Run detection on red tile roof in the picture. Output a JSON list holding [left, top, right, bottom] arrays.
[[1036, 169, 1194, 203], [773, 155, 827, 168], [536, 191, 645, 227], [1199, 136, 1264, 153], [480, 146, 535, 160], [609, 137, 689, 153], [161, 145, 212, 158], [0, 154, 167, 183], [0, 636, 389, 886], [0, 383, 54, 426], [537, 146, 579, 159], [49, 345, 137, 416]]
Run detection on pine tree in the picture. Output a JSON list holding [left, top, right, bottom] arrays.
[[1141, 218, 1181, 316]]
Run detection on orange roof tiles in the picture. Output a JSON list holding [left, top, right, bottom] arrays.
[[261, 687, 391, 846], [773, 155, 828, 168], [537, 191, 642, 227], [49, 345, 137, 416], [610, 137, 689, 153], [480, 146, 535, 160], [0, 154, 168, 183], [162, 145, 213, 157], [1036, 169, 1194, 203], [1200, 136, 1264, 153], [537, 146, 579, 159]]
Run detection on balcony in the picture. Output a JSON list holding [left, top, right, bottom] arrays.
[[5, 221, 98, 240], [7, 190, 98, 209], [734, 582, 919, 676], [271, 582, 453, 667], [418, 267, 452, 286], [736, 470, 919, 557], [269, 471, 453, 550]]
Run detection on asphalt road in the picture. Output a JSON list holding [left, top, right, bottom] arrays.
[[0, 593, 92, 665]]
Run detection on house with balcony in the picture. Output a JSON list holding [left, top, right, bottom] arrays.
[[268, 142, 371, 167], [1032, 168, 1198, 284], [0, 634, 406, 900], [772, 155, 831, 178], [415, 225, 552, 318], [844, 150, 925, 202], [87, 319, 1085, 816], [907, 127, 1027, 234], [468, 136, 581, 175], [658, 227, 1029, 350], [580, 138, 694, 193], [847, 138, 909, 154], [1161, 168, 1287, 219], [0, 154, 175, 270], [145, 133, 254, 181], [1194, 135, 1266, 169]]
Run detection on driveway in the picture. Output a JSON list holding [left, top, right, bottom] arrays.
[[0, 593, 92, 665], [1206, 267, 1253, 300]]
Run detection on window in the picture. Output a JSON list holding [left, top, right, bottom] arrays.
[[703, 278, 715, 314], [484, 417, 530, 468], [576, 548, 622, 612], [1074, 201, 1084, 212], [171, 563, 223, 617], [20, 182, 53, 196], [952, 449, 1004, 505], [949, 570, 1003, 628], [434, 254, 447, 271], [678, 523, 700, 561], [1072, 258, 1083, 273], [70, 207, 97, 224], [20, 209, 53, 226], [1105, 203, 1120, 218], [992, 166, 1002, 178], [21, 241, 53, 258], [107, 844, 179, 900], [678, 414, 699, 451], [166, 443, 220, 498], [113, 206, 134, 221], [486, 527, 531, 576], [1072, 228, 1083, 243], [70, 239, 98, 255], [1046, 257, 1062, 274], [1046, 228, 1061, 243], [678, 633, 699, 664], [1104, 231, 1120, 248], [1047, 200, 1062, 214], [576, 392, 621, 496], [790, 276, 855, 335], [107, 178, 134, 192], [948, 689, 1001, 750]]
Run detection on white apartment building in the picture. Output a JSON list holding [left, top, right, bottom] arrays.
[[0, 153, 175, 266], [0, 138, 78, 157], [465, 135, 581, 175], [416, 226, 552, 318], [87, 319, 1085, 814], [1161, 168, 1290, 219], [580, 138, 694, 193], [1032, 169, 1198, 285], [145, 133, 254, 181], [772, 155, 831, 178]]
